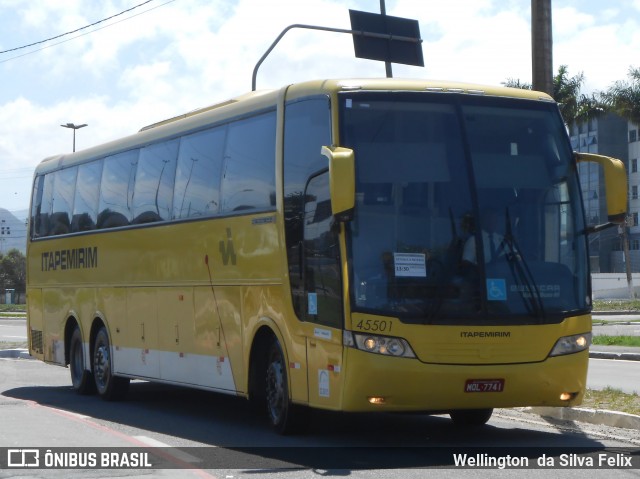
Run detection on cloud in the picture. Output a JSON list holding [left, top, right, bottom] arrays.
[[0, 0, 639, 212]]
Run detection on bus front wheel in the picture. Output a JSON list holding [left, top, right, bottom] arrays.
[[93, 326, 129, 401], [265, 339, 308, 434], [449, 408, 493, 426], [69, 327, 95, 395]]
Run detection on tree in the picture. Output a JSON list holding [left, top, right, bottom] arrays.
[[504, 65, 607, 125], [603, 67, 640, 125], [0, 249, 26, 295]]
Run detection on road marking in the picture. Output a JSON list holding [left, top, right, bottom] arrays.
[[133, 436, 202, 463], [22, 400, 218, 478]]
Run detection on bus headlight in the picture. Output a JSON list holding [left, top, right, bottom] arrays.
[[549, 332, 592, 357], [344, 331, 416, 358]]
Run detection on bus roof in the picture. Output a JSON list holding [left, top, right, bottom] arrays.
[[35, 78, 554, 175]]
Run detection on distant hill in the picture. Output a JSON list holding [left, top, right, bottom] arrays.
[[0, 208, 27, 254]]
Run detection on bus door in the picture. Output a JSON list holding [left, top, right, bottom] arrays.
[[301, 171, 345, 408]]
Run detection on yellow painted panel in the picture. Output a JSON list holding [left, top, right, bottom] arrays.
[[351, 312, 591, 365], [341, 348, 588, 412]]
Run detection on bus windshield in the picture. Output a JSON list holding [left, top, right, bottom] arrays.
[[340, 92, 588, 324]]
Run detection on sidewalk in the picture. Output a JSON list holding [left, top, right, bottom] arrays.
[[589, 345, 640, 361]]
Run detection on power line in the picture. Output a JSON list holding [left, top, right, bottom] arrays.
[[0, 0, 157, 55], [0, 0, 177, 65]]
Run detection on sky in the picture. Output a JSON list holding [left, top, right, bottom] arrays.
[[1, 0, 639, 215]]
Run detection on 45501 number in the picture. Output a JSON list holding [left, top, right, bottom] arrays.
[[355, 319, 393, 333]]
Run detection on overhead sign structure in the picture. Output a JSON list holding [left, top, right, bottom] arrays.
[[251, 11, 424, 90], [348, 9, 424, 67]]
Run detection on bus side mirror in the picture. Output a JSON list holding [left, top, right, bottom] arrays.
[[576, 152, 628, 232], [321, 146, 355, 221]]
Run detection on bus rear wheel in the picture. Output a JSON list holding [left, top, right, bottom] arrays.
[[93, 326, 129, 401], [449, 408, 493, 426], [265, 339, 308, 435], [69, 327, 95, 394]]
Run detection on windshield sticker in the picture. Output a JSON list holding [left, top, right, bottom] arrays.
[[308, 293, 318, 315], [393, 253, 427, 277], [487, 279, 507, 301], [345, 99, 353, 108]]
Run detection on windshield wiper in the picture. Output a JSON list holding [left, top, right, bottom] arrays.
[[498, 208, 545, 320]]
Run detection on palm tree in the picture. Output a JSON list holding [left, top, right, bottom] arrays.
[[603, 67, 640, 125], [504, 65, 607, 125]]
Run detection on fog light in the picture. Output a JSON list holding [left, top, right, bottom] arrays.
[[368, 396, 386, 405], [559, 392, 577, 401]]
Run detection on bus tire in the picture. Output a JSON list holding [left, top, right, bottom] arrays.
[[69, 327, 95, 395], [265, 339, 308, 435], [449, 408, 493, 426], [93, 326, 129, 401]]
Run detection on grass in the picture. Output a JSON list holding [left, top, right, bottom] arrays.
[[592, 335, 640, 347], [0, 341, 27, 349], [582, 387, 640, 416], [593, 299, 640, 312], [0, 304, 25, 313]]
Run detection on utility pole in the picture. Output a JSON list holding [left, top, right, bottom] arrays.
[[621, 219, 636, 299], [531, 0, 553, 96]]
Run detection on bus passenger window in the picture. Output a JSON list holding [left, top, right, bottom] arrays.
[[98, 150, 139, 229], [132, 140, 178, 223], [30, 175, 48, 238], [173, 127, 225, 219], [72, 160, 103, 232], [49, 167, 78, 236], [221, 111, 276, 213]]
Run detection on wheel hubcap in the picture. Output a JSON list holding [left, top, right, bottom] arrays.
[[266, 358, 285, 424], [94, 344, 110, 388]]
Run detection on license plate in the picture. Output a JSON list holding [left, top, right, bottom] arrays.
[[464, 379, 505, 393]]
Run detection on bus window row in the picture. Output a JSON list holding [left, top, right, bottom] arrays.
[[31, 111, 277, 238]]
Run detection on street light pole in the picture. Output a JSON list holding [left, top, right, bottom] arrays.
[[60, 123, 88, 152]]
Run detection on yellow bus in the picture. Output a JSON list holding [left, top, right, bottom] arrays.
[[27, 78, 627, 434]]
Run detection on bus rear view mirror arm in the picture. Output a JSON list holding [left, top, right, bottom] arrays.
[[584, 221, 618, 235], [321, 146, 355, 222]]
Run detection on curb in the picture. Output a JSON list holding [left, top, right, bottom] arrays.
[[589, 351, 640, 361], [593, 311, 640, 315], [527, 406, 640, 430], [0, 348, 33, 360]]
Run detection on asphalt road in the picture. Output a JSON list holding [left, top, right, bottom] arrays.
[[0, 358, 638, 478]]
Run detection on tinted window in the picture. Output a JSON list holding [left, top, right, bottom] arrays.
[[98, 150, 139, 228], [283, 97, 332, 318], [133, 140, 178, 223], [302, 172, 343, 328], [72, 160, 103, 232], [35, 174, 55, 237], [173, 127, 225, 219], [49, 167, 78, 235], [30, 175, 46, 238], [220, 111, 276, 213]]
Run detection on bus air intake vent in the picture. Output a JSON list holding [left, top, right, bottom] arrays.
[[30, 329, 43, 355]]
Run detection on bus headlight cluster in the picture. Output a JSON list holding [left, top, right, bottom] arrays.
[[549, 332, 592, 357], [343, 331, 416, 358]]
